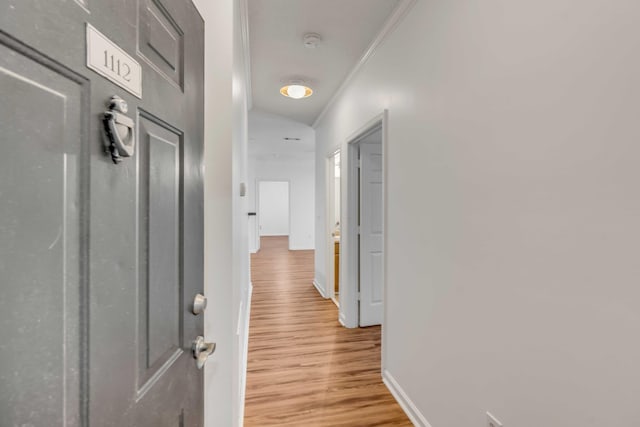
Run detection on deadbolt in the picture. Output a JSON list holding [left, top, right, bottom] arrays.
[[192, 293, 207, 315]]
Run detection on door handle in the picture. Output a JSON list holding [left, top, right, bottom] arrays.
[[103, 95, 135, 164], [192, 336, 216, 369]]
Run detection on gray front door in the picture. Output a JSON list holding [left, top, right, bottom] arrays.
[[0, 1, 205, 426]]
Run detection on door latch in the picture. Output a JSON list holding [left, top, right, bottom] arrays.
[[192, 336, 216, 369], [103, 95, 135, 164]]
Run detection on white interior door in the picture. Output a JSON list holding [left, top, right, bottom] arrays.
[[258, 181, 290, 236], [359, 140, 384, 326]]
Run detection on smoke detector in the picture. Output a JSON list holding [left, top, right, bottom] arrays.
[[303, 33, 321, 49]]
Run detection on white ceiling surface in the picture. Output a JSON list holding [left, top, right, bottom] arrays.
[[248, 0, 401, 126], [248, 110, 315, 160]]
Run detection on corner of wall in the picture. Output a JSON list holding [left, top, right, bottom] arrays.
[[382, 370, 432, 427], [312, 279, 328, 299]]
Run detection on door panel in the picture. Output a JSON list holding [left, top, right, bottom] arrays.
[[138, 0, 184, 88], [0, 0, 204, 425], [359, 140, 384, 327], [147, 129, 180, 368], [137, 113, 183, 392], [0, 38, 85, 427]]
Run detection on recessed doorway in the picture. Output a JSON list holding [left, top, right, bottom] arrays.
[[341, 112, 386, 329], [258, 181, 290, 246]]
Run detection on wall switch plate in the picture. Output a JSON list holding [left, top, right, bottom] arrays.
[[487, 412, 503, 427]]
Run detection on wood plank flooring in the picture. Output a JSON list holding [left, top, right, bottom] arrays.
[[244, 236, 411, 427]]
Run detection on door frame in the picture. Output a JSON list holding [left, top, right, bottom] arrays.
[[256, 179, 292, 248], [340, 110, 387, 330], [325, 149, 341, 303]]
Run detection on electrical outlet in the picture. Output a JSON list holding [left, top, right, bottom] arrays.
[[486, 412, 503, 427]]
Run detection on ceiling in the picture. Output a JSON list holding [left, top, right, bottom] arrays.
[[247, 0, 401, 126], [248, 110, 315, 160]]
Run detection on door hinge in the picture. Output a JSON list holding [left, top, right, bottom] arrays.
[[358, 158, 362, 168], [357, 291, 361, 300]]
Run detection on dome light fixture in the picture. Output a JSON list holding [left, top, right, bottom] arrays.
[[280, 83, 313, 99]]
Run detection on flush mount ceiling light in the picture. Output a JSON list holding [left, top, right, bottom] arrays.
[[280, 83, 313, 99]]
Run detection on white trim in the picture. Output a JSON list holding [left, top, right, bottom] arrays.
[[340, 112, 386, 329], [326, 155, 334, 301], [312, 279, 328, 299], [237, 283, 253, 427], [380, 110, 389, 376], [330, 297, 339, 308], [239, 0, 253, 110], [311, 0, 416, 128], [325, 150, 341, 302], [338, 313, 347, 327], [252, 178, 260, 253], [383, 370, 432, 427], [342, 139, 360, 328], [344, 112, 386, 146]]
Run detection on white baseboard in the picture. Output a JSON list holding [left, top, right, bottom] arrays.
[[312, 280, 328, 298], [338, 312, 346, 327], [238, 283, 253, 427], [382, 369, 432, 427]]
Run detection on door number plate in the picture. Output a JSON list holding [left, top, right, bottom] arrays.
[[86, 24, 142, 98]]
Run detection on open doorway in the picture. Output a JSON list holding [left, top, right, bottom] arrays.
[[326, 150, 341, 306], [341, 113, 386, 329], [258, 181, 290, 246]]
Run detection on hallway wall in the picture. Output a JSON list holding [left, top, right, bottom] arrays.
[[314, 0, 640, 426]]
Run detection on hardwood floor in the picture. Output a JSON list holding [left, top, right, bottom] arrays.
[[244, 236, 411, 427]]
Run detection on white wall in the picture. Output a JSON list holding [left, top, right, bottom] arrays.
[[248, 154, 315, 250], [315, 1, 640, 426], [258, 181, 290, 236], [192, 0, 250, 426]]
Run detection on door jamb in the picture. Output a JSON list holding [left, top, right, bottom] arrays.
[[325, 149, 340, 302], [340, 110, 387, 329], [251, 178, 261, 253]]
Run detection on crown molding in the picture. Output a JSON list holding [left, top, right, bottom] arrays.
[[311, 0, 416, 129], [239, 0, 253, 110]]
